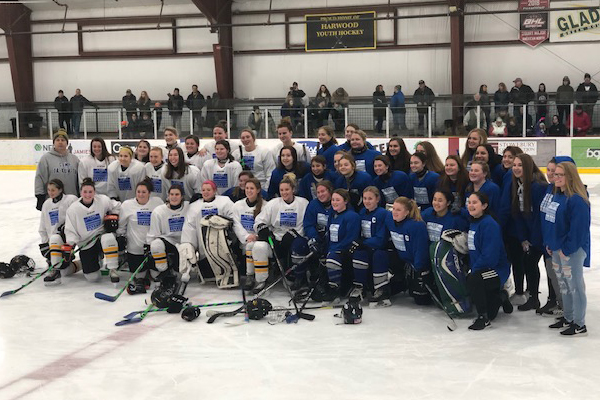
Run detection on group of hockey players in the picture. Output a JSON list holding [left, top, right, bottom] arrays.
[[32, 120, 591, 334]]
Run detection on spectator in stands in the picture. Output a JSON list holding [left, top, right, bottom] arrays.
[[507, 116, 520, 137], [138, 113, 154, 138], [556, 76, 574, 125], [510, 78, 534, 122], [331, 87, 349, 132], [154, 102, 163, 131], [533, 118, 547, 137], [390, 85, 407, 132], [122, 89, 137, 123], [463, 93, 487, 131], [167, 88, 184, 131], [536, 83, 548, 123], [248, 105, 275, 137], [314, 84, 331, 128], [494, 82, 510, 114], [373, 84, 387, 133], [567, 105, 592, 136], [124, 114, 140, 139], [70, 88, 97, 138], [137, 91, 152, 118], [288, 82, 306, 108], [280, 95, 304, 133], [549, 114, 567, 136], [54, 89, 71, 135], [489, 116, 507, 137], [187, 84, 206, 134], [576, 72, 598, 122], [413, 80, 435, 131], [479, 84, 491, 131]]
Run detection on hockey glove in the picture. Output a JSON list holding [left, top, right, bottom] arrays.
[[308, 238, 320, 254], [167, 294, 188, 314], [36, 194, 46, 211], [282, 229, 300, 247], [39, 243, 50, 258], [256, 223, 272, 242], [61, 244, 74, 263], [143, 244, 151, 257], [103, 214, 119, 233]]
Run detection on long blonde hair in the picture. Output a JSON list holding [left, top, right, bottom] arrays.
[[554, 162, 589, 204], [393, 196, 422, 221]]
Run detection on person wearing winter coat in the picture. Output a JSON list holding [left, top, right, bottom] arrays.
[[390, 85, 407, 131], [556, 76, 574, 124], [413, 80, 435, 130], [575, 72, 599, 121], [372, 85, 387, 133]]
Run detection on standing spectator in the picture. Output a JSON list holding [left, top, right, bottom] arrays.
[[556, 76, 574, 124], [390, 84, 407, 131], [154, 102, 163, 131], [314, 84, 331, 128], [34, 130, 80, 210], [187, 84, 206, 134], [70, 88, 97, 138], [280, 95, 304, 133], [413, 80, 435, 131], [549, 114, 567, 136], [122, 89, 137, 123], [576, 72, 599, 123], [54, 89, 71, 135], [463, 93, 487, 131], [479, 84, 491, 131], [494, 82, 510, 115], [566, 105, 592, 136], [331, 87, 349, 132], [535, 83, 548, 123], [372, 84, 387, 133], [137, 91, 152, 118], [509, 78, 534, 124], [288, 82, 306, 107], [167, 88, 184, 131]]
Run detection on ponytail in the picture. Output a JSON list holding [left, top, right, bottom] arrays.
[[393, 196, 422, 221]]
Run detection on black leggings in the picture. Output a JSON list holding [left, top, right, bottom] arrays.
[[505, 235, 525, 294], [79, 240, 103, 274], [523, 247, 543, 301], [126, 253, 155, 273], [467, 269, 501, 320]]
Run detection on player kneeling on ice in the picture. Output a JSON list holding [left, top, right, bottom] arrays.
[[316, 189, 360, 304], [252, 174, 310, 294], [348, 187, 391, 307], [179, 180, 236, 288], [39, 179, 79, 285], [116, 179, 164, 293], [466, 192, 512, 330], [53, 178, 121, 284], [385, 197, 432, 305], [231, 178, 268, 291]]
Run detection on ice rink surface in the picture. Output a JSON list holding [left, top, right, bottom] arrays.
[[0, 171, 598, 400]]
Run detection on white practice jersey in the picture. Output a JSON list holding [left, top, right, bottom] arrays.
[[147, 202, 190, 246], [181, 195, 234, 248], [202, 139, 241, 159], [185, 152, 212, 172], [163, 165, 201, 201], [254, 196, 309, 241], [231, 145, 276, 188], [78, 155, 115, 196], [38, 194, 79, 243], [65, 194, 121, 250], [231, 198, 266, 244], [144, 163, 168, 200], [199, 159, 242, 195], [117, 197, 164, 255], [271, 141, 312, 166], [107, 159, 146, 201], [161, 143, 185, 162]]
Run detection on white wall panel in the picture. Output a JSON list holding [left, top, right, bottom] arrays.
[[32, 23, 79, 57], [176, 18, 218, 53], [233, 14, 286, 51], [0, 64, 15, 103], [397, 6, 450, 44], [82, 23, 173, 52], [0, 35, 8, 58], [465, 2, 519, 42]]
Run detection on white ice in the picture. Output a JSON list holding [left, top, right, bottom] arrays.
[[0, 171, 599, 400]]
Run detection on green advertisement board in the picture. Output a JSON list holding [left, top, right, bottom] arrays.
[[571, 138, 600, 167]]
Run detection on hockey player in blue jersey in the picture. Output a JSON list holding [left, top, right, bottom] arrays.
[[373, 155, 412, 207], [421, 190, 469, 243], [409, 152, 440, 210], [334, 153, 374, 211], [298, 155, 337, 201]]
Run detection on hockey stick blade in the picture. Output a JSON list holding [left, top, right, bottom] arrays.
[[296, 312, 315, 321], [425, 284, 458, 332], [206, 306, 245, 324], [115, 317, 142, 326], [94, 292, 117, 302]]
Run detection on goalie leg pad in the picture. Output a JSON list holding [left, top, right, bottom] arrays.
[[251, 241, 272, 284], [101, 233, 119, 270], [199, 218, 239, 288]]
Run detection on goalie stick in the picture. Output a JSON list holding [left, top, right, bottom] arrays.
[[425, 283, 458, 332], [94, 255, 150, 302]]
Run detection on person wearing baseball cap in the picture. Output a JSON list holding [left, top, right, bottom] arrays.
[[509, 77, 534, 124], [34, 129, 80, 210], [576, 72, 599, 121], [556, 76, 574, 124], [413, 80, 435, 131]]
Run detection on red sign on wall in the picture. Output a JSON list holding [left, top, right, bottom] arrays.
[[519, 0, 550, 12], [519, 0, 550, 47]]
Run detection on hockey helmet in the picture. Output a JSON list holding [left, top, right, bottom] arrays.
[[342, 300, 363, 324], [0, 262, 15, 279], [246, 298, 272, 320], [9, 255, 35, 274]]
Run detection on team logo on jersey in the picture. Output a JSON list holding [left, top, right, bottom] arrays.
[[118, 177, 132, 191], [171, 180, 185, 195], [361, 220, 372, 238], [49, 210, 59, 226], [280, 212, 297, 227], [213, 173, 228, 188], [355, 159, 366, 172], [84, 214, 102, 231], [468, 230, 476, 251], [414, 187, 428, 205], [426, 222, 443, 242], [330, 224, 340, 242], [382, 187, 399, 204], [201, 208, 218, 217], [545, 202, 560, 223], [241, 214, 255, 232], [390, 232, 406, 251], [93, 168, 108, 182], [137, 211, 152, 226], [151, 178, 162, 193], [242, 155, 255, 170], [317, 213, 328, 228], [168, 216, 185, 232]]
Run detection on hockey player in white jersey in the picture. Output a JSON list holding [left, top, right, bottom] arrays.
[[163, 146, 201, 201], [231, 128, 276, 188], [107, 146, 146, 201], [271, 119, 312, 166], [198, 121, 240, 159], [145, 147, 168, 200], [38, 179, 79, 285], [184, 135, 211, 171], [77, 138, 115, 196], [199, 140, 242, 195]]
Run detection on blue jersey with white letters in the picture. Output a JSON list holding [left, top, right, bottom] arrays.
[[384, 213, 430, 271], [327, 208, 361, 253], [409, 170, 440, 210], [359, 207, 389, 249], [303, 199, 332, 240], [374, 171, 413, 206], [468, 214, 510, 285]]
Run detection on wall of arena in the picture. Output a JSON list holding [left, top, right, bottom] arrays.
[[1, 0, 600, 103]]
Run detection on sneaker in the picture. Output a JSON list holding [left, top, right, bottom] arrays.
[[252, 280, 267, 295], [348, 283, 364, 303], [369, 285, 391, 308], [560, 324, 588, 337], [468, 315, 491, 331], [43, 269, 61, 286], [549, 317, 571, 329], [501, 290, 513, 314], [109, 269, 120, 283], [537, 299, 557, 315], [243, 275, 256, 291], [517, 297, 540, 312]]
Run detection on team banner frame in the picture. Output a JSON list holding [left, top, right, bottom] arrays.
[[519, 0, 550, 47], [305, 11, 376, 52], [549, 1, 600, 42]]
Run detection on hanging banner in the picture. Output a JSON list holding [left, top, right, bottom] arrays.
[[549, 1, 600, 42], [305, 11, 376, 52], [519, 0, 550, 47]]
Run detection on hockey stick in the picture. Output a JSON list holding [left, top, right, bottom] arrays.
[[115, 303, 154, 326], [425, 283, 458, 332], [1, 234, 100, 298], [268, 237, 315, 321], [122, 300, 245, 320], [94, 255, 150, 302]]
